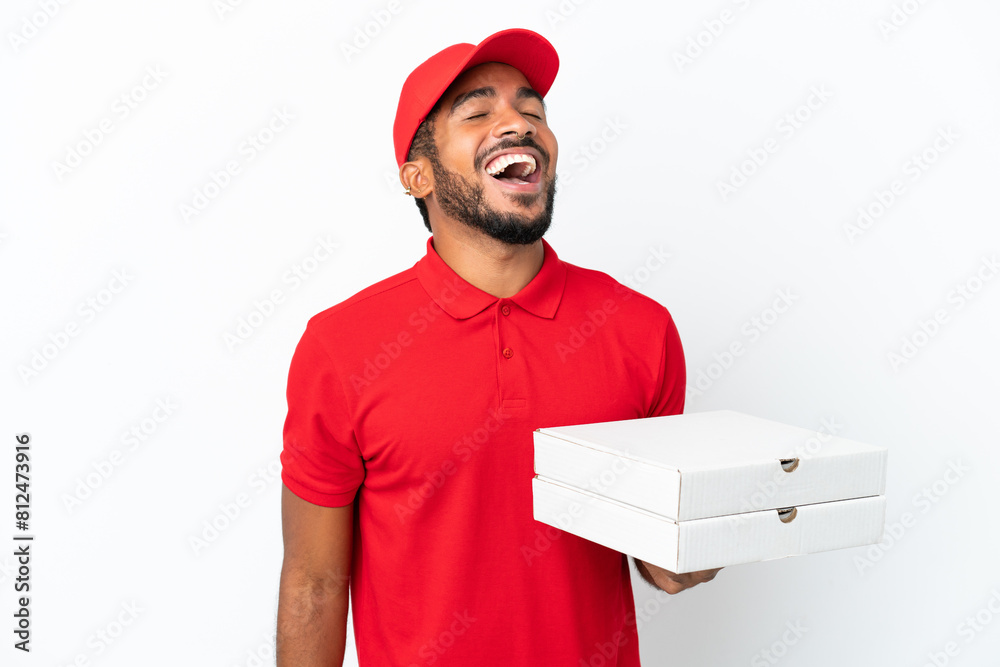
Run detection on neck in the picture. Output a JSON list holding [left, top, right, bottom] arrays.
[[430, 227, 545, 298]]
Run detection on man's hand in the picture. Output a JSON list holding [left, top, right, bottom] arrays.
[[634, 558, 722, 594]]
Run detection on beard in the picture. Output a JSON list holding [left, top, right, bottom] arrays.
[[427, 140, 557, 246]]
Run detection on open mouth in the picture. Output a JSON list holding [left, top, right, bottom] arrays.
[[483, 152, 542, 188]]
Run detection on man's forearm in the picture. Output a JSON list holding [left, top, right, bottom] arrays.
[[276, 571, 350, 667]]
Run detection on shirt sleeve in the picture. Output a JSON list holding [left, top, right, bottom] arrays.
[[646, 310, 687, 418], [280, 326, 365, 507]]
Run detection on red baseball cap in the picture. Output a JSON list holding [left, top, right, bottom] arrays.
[[393, 28, 560, 167]]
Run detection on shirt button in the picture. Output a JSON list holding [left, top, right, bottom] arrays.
[[501, 305, 511, 316], [502, 347, 513, 359]]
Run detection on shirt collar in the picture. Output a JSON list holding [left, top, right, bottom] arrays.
[[414, 236, 567, 320]]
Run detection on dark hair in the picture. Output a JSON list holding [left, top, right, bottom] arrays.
[[405, 105, 441, 232]]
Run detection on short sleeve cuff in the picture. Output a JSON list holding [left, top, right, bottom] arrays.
[[281, 469, 358, 508]]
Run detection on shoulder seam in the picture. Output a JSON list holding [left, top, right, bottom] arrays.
[[564, 263, 670, 314], [309, 272, 420, 327]]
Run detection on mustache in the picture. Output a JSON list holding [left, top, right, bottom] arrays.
[[475, 137, 549, 172]]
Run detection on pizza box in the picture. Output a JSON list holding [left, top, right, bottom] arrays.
[[530, 410, 887, 573], [533, 410, 887, 521], [532, 475, 886, 573]]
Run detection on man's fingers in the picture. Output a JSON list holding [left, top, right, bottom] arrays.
[[666, 568, 721, 593], [697, 567, 723, 582], [640, 560, 722, 594]]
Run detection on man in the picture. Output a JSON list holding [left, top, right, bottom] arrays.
[[277, 28, 720, 667]]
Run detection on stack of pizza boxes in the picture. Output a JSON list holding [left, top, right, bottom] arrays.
[[532, 410, 887, 573]]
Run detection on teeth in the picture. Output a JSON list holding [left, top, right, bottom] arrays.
[[485, 153, 536, 177]]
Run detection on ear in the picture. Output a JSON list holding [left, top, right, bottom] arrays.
[[399, 159, 433, 199]]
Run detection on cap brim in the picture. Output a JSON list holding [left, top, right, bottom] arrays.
[[460, 28, 559, 98], [396, 28, 559, 166]]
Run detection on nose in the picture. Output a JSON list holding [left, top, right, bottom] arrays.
[[493, 105, 535, 142]]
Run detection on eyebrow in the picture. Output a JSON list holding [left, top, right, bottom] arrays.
[[448, 86, 546, 116]]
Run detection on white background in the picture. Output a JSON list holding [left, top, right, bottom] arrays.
[[3, 0, 999, 665]]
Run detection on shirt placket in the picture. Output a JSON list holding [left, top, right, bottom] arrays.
[[494, 299, 526, 411]]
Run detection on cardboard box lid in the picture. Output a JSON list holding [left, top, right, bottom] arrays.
[[533, 410, 888, 520]]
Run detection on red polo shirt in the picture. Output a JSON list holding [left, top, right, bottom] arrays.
[[281, 236, 685, 666]]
